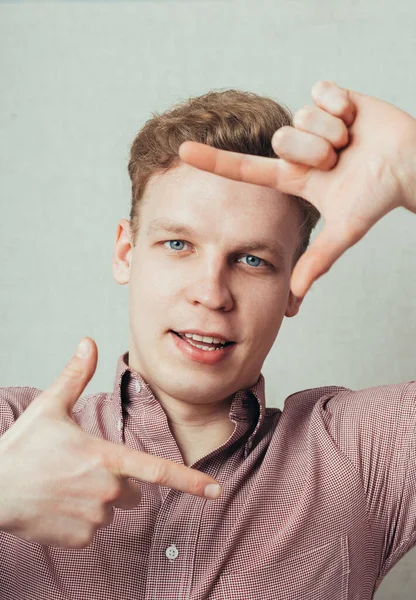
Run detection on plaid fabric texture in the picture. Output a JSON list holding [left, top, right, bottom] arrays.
[[1, 351, 415, 599]]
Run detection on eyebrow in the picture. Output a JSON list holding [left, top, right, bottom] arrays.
[[146, 218, 286, 261]]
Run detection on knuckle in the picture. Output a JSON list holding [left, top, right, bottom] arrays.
[[188, 475, 203, 497], [335, 124, 349, 147], [272, 126, 290, 148], [90, 448, 111, 471], [293, 106, 314, 128], [61, 360, 84, 380], [320, 141, 335, 163], [151, 460, 170, 486], [335, 95, 350, 115], [312, 81, 350, 114]]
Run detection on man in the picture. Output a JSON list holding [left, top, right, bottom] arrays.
[[0, 80, 415, 599]]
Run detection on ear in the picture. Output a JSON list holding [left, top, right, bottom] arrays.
[[112, 219, 133, 285], [284, 289, 303, 318]]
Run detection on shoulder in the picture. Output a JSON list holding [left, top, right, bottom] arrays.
[[316, 380, 416, 427], [0, 386, 43, 434], [283, 380, 416, 418], [319, 381, 416, 460], [0, 386, 114, 436], [0, 385, 43, 417], [283, 381, 416, 477], [71, 390, 116, 435], [281, 380, 416, 448]]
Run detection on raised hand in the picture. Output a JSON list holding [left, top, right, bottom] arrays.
[[0, 338, 221, 548], [179, 81, 416, 298]]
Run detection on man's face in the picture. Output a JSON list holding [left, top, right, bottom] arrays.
[[113, 162, 303, 408]]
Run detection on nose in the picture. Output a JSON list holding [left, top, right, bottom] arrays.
[[185, 263, 234, 311]]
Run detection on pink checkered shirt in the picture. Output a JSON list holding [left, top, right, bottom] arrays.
[[1, 351, 416, 599]]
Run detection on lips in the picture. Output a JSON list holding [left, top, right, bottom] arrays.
[[171, 331, 234, 347], [170, 330, 236, 365]]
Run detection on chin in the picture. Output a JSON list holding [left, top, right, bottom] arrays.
[[162, 376, 236, 404]]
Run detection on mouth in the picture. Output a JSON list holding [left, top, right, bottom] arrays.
[[169, 330, 237, 365], [170, 330, 235, 349]]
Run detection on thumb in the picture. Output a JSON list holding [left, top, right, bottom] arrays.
[[41, 337, 98, 414], [290, 223, 354, 298]]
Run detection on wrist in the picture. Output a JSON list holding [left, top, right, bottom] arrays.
[[395, 121, 416, 214]]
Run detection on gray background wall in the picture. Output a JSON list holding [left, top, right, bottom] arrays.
[[0, 0, 415, 597]]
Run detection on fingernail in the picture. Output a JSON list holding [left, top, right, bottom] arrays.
[[76, 338, 90, 358], [204, 484, 222, 499]]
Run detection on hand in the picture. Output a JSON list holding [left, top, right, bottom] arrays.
[[179, 80, 416, 298], [0, 338, 221, 549]]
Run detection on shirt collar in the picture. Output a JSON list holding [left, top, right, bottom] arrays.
[[112, 352, 267, 458]]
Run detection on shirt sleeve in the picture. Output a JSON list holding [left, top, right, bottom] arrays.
[[321, 380, 416, 579], [0, 387, 43, 436]]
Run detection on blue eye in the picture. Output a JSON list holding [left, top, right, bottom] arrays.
[[164, 240, 188, 251], [163, 240, 267, 269], [239, 255, 266, 268]]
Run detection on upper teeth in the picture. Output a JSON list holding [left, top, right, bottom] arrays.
[[183, 333, 227, 345]]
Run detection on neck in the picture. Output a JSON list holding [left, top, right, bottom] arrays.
[[161, 395, 235, 466], [127, 350, 236, 465], [168, 415, 235, 467]]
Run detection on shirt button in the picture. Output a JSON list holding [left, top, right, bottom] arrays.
[[135, 381, 141, 393], [116, 418, 122, 432], [165, 544, 179, 560]]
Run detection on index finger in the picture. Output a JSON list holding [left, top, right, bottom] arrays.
[[108, 442, 222, 500], [179, 141, 280, 188]]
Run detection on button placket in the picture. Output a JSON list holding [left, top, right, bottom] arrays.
[[145, 493, 196, 598]]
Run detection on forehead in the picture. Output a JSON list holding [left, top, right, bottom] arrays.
[[140, 162, 301, 254]]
